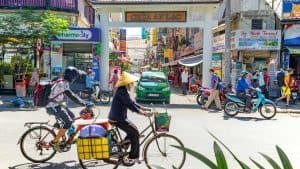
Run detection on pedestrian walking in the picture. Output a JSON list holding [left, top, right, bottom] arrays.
[[203, 69, 222, 110], [109, 69, 120, 95], [181, 68, 189, 95], [263, 68, 270, 98], [275, 68, 294, 107], [85, 69, 94, 101]]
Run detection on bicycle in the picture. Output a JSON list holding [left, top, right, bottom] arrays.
[[18, 106, 186, 169], [17, 106, 105, 162]]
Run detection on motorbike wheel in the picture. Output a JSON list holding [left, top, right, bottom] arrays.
[[259, 103, 276, 119], [196, 94, 206, 106], [224, 102, 239, 117], [99, 92, 111, 104]]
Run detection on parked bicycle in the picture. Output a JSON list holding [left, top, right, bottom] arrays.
[[18, 106, 186, 169]]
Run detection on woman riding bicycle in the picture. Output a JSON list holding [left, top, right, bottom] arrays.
[[108, 71, 151, 165], [46, 67, 92, 152]]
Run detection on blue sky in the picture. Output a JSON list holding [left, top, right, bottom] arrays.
[[124, 27, 142, 38]]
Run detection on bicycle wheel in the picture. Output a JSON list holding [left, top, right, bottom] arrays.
[[259, 103, 277, 119], [99, 92, 110, 104], [143, 133, 186, 169], [79, 159, 119, 169], [19, 126, 56, 163]]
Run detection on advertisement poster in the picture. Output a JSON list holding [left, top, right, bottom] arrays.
[[51, 42, 63, 78], [211, 54, 222, 78], [92, 56, 100, 81], [283, 0, 300, 19], [119, 29, 126, 52]]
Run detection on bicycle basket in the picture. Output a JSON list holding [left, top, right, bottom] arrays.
[[154, 112, 171, 132]]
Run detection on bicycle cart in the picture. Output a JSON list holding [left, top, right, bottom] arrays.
[[18, 106, 186, 169]]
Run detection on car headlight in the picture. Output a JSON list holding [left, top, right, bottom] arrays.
[[162, 86, 170, 91], [138, 86, 145, 90]]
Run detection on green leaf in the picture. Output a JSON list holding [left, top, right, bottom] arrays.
[[213, 142, 228, 169], [207, 131, 251, 169], [172, 145, 218, 169], [250, 158, 266, 169], [276, 146, 293, 169], [260, 153, 282, 169]]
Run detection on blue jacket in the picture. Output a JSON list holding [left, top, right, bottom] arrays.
[[85, 75, 94, 88], [236, 78, 250, 93], [108, 86, 141, 122]]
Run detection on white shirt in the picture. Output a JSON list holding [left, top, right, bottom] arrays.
[[46, 80, 69, 108], [181, 71, 189, 83]]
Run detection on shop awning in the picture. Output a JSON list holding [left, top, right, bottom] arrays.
[[178, 55, 203, 67], [287, 46, 300, 54]]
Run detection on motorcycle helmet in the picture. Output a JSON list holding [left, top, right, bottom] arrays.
[[64, 66, 80, 83], [240, 70, 248, 77]]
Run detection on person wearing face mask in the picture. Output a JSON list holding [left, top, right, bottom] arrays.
[[236, 70, 251, 112], [108, 71, 152, 165]]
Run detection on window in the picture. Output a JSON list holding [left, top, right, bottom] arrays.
[[251, 19, 263, 30]]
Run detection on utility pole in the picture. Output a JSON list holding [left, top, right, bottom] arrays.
[[224, 0, 232, 84]]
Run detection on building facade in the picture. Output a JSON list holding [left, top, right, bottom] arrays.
[[213, 0, 281, 89]]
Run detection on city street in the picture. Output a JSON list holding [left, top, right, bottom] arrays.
[[1, 92, 300, 169]]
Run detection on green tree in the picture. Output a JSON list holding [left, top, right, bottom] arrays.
[[0, 9, 69, 45]]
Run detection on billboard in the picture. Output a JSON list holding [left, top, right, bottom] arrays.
[[283, 0, 300, 19]]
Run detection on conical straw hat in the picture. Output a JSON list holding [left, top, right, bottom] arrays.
[[115, 71, 139, 88]]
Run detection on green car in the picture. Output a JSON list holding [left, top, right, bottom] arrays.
[[136, 71, 171, 104]]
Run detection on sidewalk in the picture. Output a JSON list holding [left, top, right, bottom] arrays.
[[1, 91, 300, 113], [170, 86, 300, 113]]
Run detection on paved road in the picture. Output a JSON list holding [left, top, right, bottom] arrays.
[[1, 93, 300, 169]]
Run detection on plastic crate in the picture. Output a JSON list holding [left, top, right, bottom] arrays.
[[77, 137, 109, 160]]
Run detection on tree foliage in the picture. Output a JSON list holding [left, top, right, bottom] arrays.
[[0, 10, 69, 45]]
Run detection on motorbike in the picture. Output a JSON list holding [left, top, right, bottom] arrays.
[[224, 88, 277, 119], [290, 84, 298, 104], [77, 81, 111, 104], [196, 83, 231, 108]]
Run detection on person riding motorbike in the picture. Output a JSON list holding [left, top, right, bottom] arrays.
[[46, 67, 92, 152], [236, 70, 252, 112], [108, 71, 152, 165]]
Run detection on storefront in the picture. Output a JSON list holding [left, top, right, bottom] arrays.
[[212, 30, 281, 87], [50, 27, 101, 79], [283, 24, 300, 79]]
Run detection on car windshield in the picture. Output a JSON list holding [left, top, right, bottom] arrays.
[[140, 75, 167, 83]]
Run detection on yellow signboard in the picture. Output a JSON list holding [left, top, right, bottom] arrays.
[[151, 28, 157, 46], [164, 49, 174, 58]]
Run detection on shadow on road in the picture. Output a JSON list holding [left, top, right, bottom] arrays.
[[223, 115, 277, 122], [9, 161, 79, 169]]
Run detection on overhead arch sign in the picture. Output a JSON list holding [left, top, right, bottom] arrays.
[[125, 11, 187, 22]]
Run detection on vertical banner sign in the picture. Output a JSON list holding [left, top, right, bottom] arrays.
[[283, 51, 290, 70], [211, 54, 222, 78], [119, 29, 126, 52], [92, 55, 100, 81], [151, 28, 157, 46], [92, 43, 100, 81]]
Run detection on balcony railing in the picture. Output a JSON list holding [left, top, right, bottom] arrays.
[[0, 0, 78, 13]]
